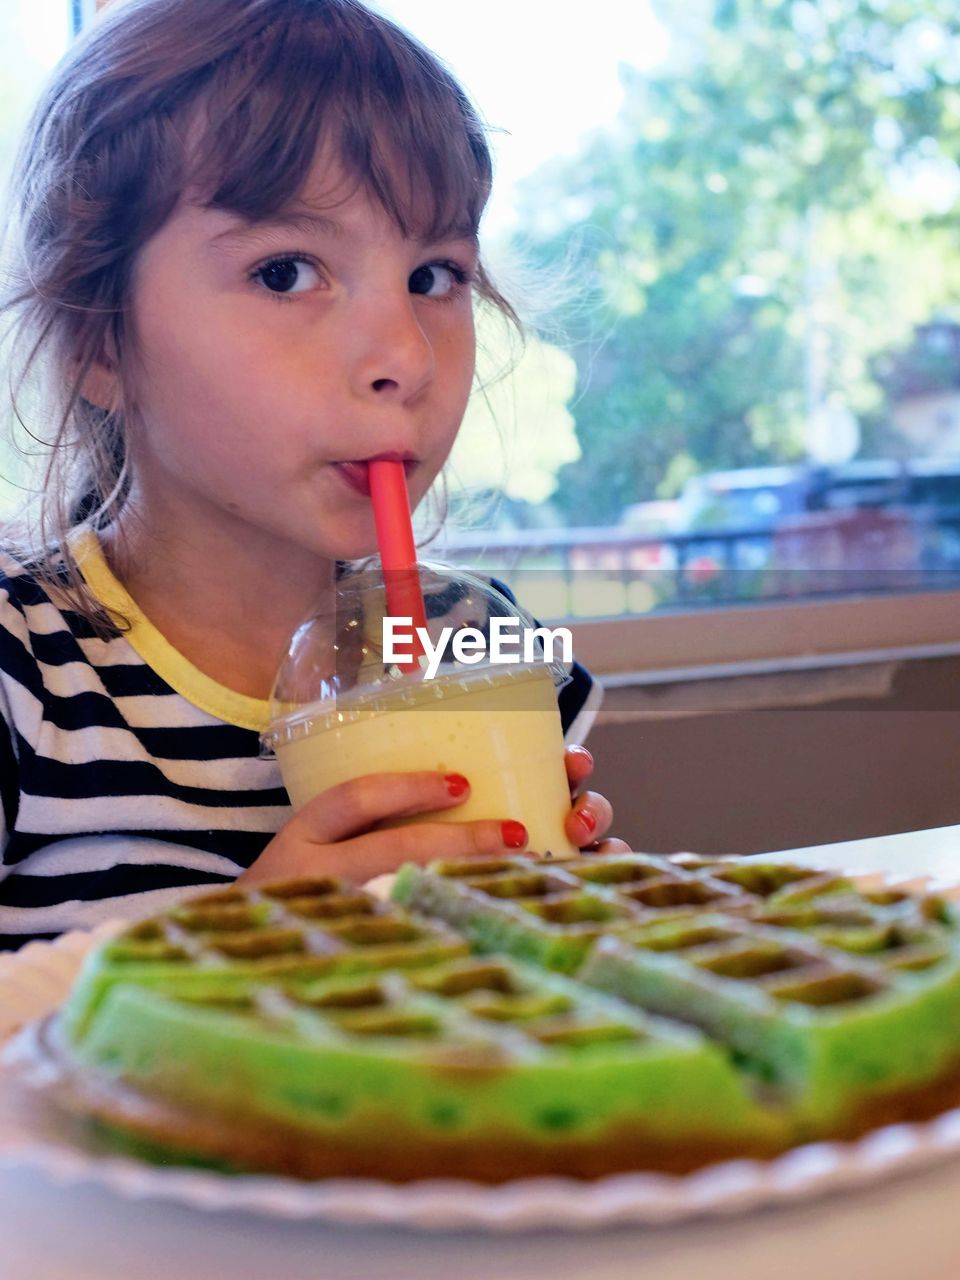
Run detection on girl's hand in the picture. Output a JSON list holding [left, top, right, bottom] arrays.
[[237, 772, 527, 887], [563, 746, 631, 854]]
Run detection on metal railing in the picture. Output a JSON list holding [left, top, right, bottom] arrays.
[[437, 509, 960, 621]]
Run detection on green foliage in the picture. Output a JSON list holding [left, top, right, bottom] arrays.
[[448, 305, 581, 509], [511, 0, 960, 524]]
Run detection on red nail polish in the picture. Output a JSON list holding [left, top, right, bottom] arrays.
[[501, 820, 528, 849], [578, 808, 598, 836], [445, 773, 469, 798], [569, 745, 594, 767]]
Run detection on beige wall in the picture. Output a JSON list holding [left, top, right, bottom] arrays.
[[589, 654, 960, 856]]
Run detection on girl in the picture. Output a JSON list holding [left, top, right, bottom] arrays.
[[0, 0, 619, 950]]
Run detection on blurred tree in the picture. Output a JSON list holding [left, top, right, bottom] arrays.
[[509, 0, 960, 524], [447, 305, 581, 520]]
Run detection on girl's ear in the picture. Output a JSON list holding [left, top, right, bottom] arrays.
[[81, 358, 118, 411], [79, 336, 121, 412]]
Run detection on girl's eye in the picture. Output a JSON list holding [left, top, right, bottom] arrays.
[[251, 255, 322, 297], [409, 261, 470, 299]]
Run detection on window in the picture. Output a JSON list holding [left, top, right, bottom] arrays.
[[0, 0, 74, 208], [373, 2, 960, 644], [59, 2, 960, 682], [0, 1, 74, 516]]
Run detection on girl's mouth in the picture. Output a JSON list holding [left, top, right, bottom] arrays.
[[333, 454, 416, 498]]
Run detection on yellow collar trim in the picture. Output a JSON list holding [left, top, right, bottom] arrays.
[[70, 527, 272, 733]]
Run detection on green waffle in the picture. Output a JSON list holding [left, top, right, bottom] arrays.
[[50, 875, 787, 1180], [395, 853, 960, 1134], [62, 876, 470, 1043], [48, 856, 960, 1181], [391, 854, 757, 972]]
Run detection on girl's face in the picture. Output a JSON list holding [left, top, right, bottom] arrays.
[[119, 155, 479, 566]]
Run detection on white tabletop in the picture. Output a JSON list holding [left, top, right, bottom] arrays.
[[3, 826, 960, 1280], [771, 823, 960, 881]]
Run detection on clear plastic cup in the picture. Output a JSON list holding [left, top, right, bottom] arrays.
[[262, 562, 579, 859]]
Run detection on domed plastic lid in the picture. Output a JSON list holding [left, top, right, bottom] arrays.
[[262, 561, 571, 752]]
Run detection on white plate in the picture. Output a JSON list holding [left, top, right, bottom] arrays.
[[3, 872, 960, 1233]]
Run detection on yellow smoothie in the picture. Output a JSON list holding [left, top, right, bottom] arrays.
[[272, 664, 579, 859]]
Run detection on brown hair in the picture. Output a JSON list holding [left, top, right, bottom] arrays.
[[0, 0, 516, 632]]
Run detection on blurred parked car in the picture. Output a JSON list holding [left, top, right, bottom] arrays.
[[616, 499, 681, 571], [667, 458, 960, 595], [671, 466, 811, 585], [781, 458, 960, 579], [676, 466, 812, 533]]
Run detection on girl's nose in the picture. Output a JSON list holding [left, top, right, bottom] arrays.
[[350, 294, 435, 403]]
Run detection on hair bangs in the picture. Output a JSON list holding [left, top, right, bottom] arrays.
[[185, 5, 492, 243]]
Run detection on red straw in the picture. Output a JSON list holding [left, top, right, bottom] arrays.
[[368, 459, 428, 671]]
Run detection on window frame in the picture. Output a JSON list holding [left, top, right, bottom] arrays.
[[570, 590, 960, 686]]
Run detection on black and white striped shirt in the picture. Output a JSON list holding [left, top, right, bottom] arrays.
[[0, 530, 599, 949]]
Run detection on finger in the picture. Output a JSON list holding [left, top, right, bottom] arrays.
[[581, 837, 633, 855], [565, 789, 613, 849], [563, 745, 594, 794], [292, 771, 471, 845], [327, 818, 530, 882]]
